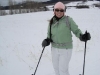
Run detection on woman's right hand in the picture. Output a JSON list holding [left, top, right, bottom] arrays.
[[42, 38, 50, 47]]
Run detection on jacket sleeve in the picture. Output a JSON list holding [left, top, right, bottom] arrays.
[[69, 17, 83, 38]]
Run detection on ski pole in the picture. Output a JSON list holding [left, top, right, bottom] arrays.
[[80, 31, 88, 75], [32, 47, 45, 75], [82, 40, 87, 75]]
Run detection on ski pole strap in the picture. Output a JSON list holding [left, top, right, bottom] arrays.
[[50, 24, 52, 42]]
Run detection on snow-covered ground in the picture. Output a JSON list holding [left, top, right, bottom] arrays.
[[0, 1, 100, 75]]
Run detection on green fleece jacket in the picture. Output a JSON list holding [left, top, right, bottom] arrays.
[[47, 16, 82, 49]]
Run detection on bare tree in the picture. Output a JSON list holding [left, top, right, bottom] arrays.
[[9, 0, 14, 15], [13, 1, 19, 14]]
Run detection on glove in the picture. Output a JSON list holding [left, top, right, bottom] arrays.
[[80, 31, 91, 42], [42, 38, 50, 47]]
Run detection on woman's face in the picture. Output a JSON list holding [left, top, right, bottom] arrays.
[[54, 8, 65, 18]]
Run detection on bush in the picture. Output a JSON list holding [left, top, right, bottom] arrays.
[[76, 5, 89, 9], [94, 3, 100, 7]]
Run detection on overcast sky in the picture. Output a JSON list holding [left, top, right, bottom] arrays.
[[0, 0, 50, 6]]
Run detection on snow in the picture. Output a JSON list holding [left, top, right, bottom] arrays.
[[0, 1, 100, 75]]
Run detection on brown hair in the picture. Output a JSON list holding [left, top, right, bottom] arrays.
[[49, 16, 55, 42], [49, 16, 55, 26]]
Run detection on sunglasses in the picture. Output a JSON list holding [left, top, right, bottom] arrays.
[[54, 9, 65, 12]]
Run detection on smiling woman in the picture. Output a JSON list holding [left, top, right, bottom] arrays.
[[53, 2, 65, 18], [42, 1, 91, 75]]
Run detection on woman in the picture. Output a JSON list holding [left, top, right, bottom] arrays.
[[42, 2, 91, 75]]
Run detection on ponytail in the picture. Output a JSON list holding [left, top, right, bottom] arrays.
[[49, 16, 54, 26]]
